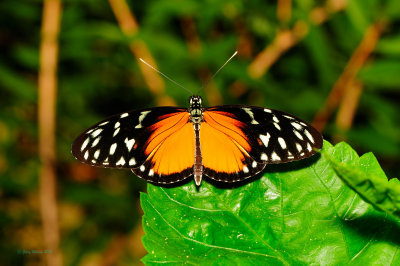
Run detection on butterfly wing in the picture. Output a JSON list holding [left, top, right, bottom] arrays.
[[201, 105, 323, 182], [71, 107, 195, 184]]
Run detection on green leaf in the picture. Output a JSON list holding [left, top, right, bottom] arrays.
[[140, 141, 400, 265], [358, 60, 400, 88], [0, 63, 36, 102], [322, 142, 400, 219], [346, 0, 371, 33], [377, 35, 400, 56]]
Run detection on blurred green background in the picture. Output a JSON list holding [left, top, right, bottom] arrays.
[[1, 0, 400, 265]]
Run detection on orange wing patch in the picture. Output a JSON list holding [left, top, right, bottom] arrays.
[[144, 112, 195, 176], [201, 111, 251, 174]]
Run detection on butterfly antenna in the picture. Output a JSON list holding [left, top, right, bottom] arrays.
[[196, 51, 238, 94], [139, 58, 193, 95]]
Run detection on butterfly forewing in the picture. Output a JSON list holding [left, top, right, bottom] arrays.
[[204, 105, 323, 168], [71, 107, 188, 174]]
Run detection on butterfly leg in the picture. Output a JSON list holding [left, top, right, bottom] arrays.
[[193, 123, 203, 186]]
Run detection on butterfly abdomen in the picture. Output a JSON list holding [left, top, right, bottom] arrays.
[[193, 122, 203, 186]]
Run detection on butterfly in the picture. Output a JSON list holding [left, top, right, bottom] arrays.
[[72, 95, 323, 186]]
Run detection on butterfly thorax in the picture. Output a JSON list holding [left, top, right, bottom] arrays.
[[188, 95, 203, 124]]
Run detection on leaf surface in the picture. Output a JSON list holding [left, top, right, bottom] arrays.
[[323, 142, 400, 219], [141, 141, 400, 265]]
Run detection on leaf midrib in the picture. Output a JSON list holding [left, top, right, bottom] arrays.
[[312, 163, 350, 260]]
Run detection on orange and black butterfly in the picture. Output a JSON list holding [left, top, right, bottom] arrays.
[[72, 95, 323, 186]]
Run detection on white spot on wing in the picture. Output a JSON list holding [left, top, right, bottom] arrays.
[[291, 122, 302, 130], [307, 142, 312, 152], [129, 158, 136, 166], [274, 122, 281, 130], [304, 129, 315, 143], [140, 165, 145, 172], [91, 128, 103, 138], [84, 150, 89, 160], [81, 138, 89, 151], [294, 130, 303, 140], [260, 133, 271, 147], [278, 137, 286, 149], [271, 152, 281, 161], [283, 115, 293, 119], [149, 169, 154, 176], [296, 143, 302, 152], [243, 166, 249, 173], [252, 161, 257, 168], [261, 153, 268, 161], [120, 113, 129, 118], [273, 116, 279, 123], [264, 108, 272, 113], [243, 108, 259, 125], [113, 128, 120, 137], [125, 138, 135, 151], [109, 143, 117, 155], [135, 111, 151, 129], [92, 136, 101, 147], [115, 122, 120, 128], [116, 156, 126, 166], [94, 149, 100, 159], [103, 157, 109, 165]]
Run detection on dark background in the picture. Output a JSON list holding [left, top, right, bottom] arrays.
[[1, 0, 399, 265]]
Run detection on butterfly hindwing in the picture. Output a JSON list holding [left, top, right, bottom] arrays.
[[72, 107, 195, 184], [201, 105, 323, 182]]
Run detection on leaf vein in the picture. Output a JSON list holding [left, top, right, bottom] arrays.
[[145, 197, 279, 259]]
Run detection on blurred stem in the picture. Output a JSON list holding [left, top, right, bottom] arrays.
[[309, 0, 347, 24], [228, 81, 249, 98], [101, 234, 128, 266], [277, 0, 291, 23], [100, 220, 146, 265], [234, 18, 253, 59], [248, 0, 347, 78], [181, 16, 202, 55], [248, 21, 308, 78], [334, 80, 363, 142], [38, 0, 62, 265], [313, 22, 384, 131], [108, 0, 175, 106]]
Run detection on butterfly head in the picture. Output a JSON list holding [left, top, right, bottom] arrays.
[[189, 95, 203, 123], [189, 95, 202, 108]]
